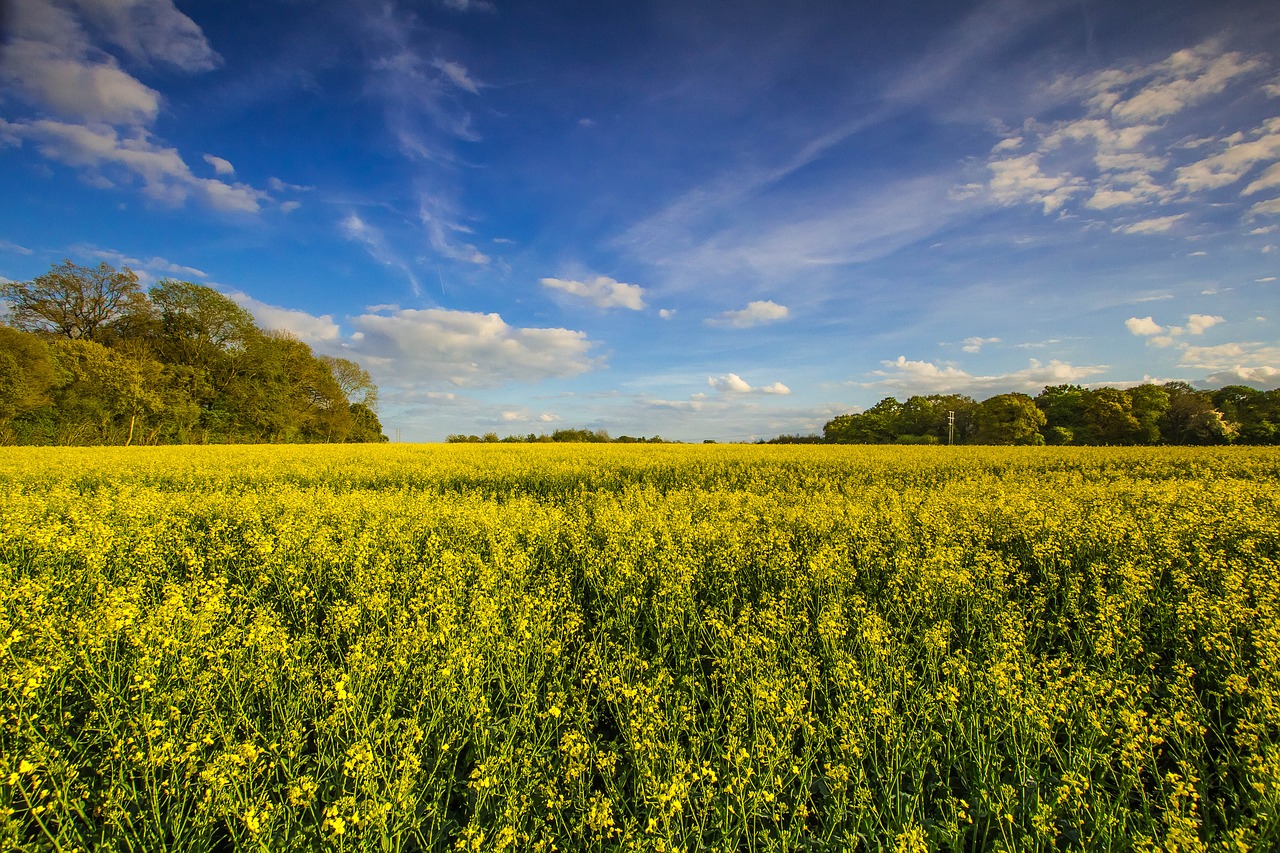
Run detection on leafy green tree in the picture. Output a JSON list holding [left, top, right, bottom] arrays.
[[824, 398, 903, 444], [897, 394, 976, 443], [347, 403, 388, 443], [1161, 381, 1234, 445], [149, 279, 257, 373], [1213, 385, 1278, 444], [1078, 387, 1143, 445], [319, 355, 379, 410], [47, 338, 166, 445], [971, 393, 1047, 445], [2, 260, 144, 341], [0, 326, 58, 440], [1127, 384, 1170, 445], [1035, 385, 1087, 442]]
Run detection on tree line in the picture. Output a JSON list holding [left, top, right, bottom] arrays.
[[820, 383, 1278, 446], [446, 429, 672, 444], [1, 261, 387, 445]]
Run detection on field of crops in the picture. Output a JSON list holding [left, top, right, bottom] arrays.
[[2, 445, 1279, 851]]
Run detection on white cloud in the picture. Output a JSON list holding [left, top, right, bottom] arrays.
[[1107, 48, 1263, 121], [976, 43, 1277, 234], [961, 336, 1000, 353], [1185, 313, 1224, 335], [4, 1, 220, 119], [2, 37, 161, 124], [707, 374, 792, 396], [0, 2, 273, 214], [203, 154, 234, 175], [540, 275, 647, 311], [1204, 365, 1280, 389], [0, 241, 33, 255], [987, 154, 1084, 213], [417, 195, 490, 265], [339, 213, 421, 296], [1086, 188, 1143, 209], [1114, 214, 1188, 235], [349, 307, 601, 388], [1129, 312, 1223, 343], [1250, 198, 1280, 218], [1175, 117, 1280, 192], [435, 60, 480, 94], [228, 292, 342, 344], [707, 300, 789, 329], [1127, 316, 1163, 336], [1243, 162, 1280, 196], [65, 0, 222, 71], [864, 356, 1107, 395], [659, 308, 676, 320]]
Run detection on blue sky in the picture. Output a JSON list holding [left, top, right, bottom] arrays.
[[2, 0, 1278, 441]]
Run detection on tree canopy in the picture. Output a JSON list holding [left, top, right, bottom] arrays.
[[1, 261, 387, 445], [822, 382, 1278, 446]]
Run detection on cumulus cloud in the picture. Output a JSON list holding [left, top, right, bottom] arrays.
[[707, 374, 791, 395], [228, 292, 342, 344], [1129, 312, 1226, 353], [540, 275, 647, 310], [1203, 365, 1280, 389], [349, 307, 602, 387], [1126, 316, 1164, 336], [707, 300, 789, 328], [863, 356, 1107, 395]]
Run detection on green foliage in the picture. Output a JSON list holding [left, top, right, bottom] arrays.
[[0, 263, 385, 445], [825, 383, 1274, 446]]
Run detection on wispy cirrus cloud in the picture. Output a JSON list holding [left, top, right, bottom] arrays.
[[339, 213, 422, 296]]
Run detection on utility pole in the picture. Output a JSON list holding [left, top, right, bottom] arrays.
[[948, 411, 955, 446]]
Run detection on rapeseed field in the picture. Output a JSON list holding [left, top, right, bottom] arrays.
[[1, 445, 1278, 851]]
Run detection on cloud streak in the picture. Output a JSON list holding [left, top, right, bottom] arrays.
[[540, 276, 646, 310]]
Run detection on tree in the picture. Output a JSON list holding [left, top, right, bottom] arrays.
[[1213, 385, 1278, 444], [149, 279, 258, 370], [319, 354, 379, 409], [1161, 381, 1234, 445], [1126, 384, 1170, 445], [347, 403, 388, 443], [1035, 385, 1087, 443], [0, 326, 58, 438], [1078, 387, 1143, 445], [2, 260, 143, 341], [824, 398, 903, 444], [971, 393, 1047, 445]]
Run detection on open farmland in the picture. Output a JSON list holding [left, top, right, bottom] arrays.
[[2, 445, 1279, 851]]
